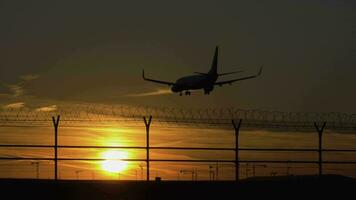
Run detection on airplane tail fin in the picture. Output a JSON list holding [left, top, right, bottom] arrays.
[[258, 64, 263, 76], [208, 46, 218, 75]]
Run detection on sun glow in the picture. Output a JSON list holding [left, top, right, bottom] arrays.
[[101, 150, 129, 173]]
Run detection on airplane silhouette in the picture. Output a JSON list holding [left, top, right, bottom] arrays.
[[143, 46, 263, 96]]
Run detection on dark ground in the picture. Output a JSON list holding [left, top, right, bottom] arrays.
[[0, 175, 355, 200]]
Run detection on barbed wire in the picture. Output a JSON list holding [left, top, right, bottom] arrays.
[[0, 103, 355, 132]]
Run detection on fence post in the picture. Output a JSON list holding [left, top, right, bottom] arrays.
[[314, 122, 326, 177], [52, 115, 60, 181], [143, 116, 152, 181], [232, 119, 242, 182]]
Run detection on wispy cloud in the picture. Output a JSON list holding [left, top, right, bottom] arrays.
[[2, 74, 39, 98], [7, 84, 24, 97], [19, 74, 39, 81], [4, 102, 25, 109], [125, 88, 172, 97], [35, 105, 57, 112], [0, 93, 12, 98]]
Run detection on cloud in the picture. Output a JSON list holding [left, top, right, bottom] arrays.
[[0, 93, 12, 98], [20, 74, 39, 81], [4, 102, 25, 109], [7, 84, 24, 97], [35, 105, 57, 112], [125, 88, 172, 97], [2, 74, 39, 98]]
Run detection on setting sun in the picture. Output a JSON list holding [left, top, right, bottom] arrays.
[[101, 150, 129, 173]]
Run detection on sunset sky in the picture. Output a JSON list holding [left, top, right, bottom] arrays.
[[0, 1, 356, 180], [0, 0, 355, 112], [1, 125, 356, 180]]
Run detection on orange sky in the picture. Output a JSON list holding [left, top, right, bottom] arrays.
[[0, 0, 356, 180], [0, 125, 355, 180]]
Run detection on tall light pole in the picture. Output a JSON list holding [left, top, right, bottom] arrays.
[[286, 161, 291, 176], [75, 170, 82, 180], [180, 169, 196, 181], [92, 171, 95, 180], [252, 164, 267, 177], [209, 165, 215, 181], [215, 162, 219, 181], [139, 163, 143, 180], [246, 163, 249, 178], [31, 162, 39, 179]]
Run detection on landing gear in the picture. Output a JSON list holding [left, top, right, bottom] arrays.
[[179, 91, 191, 96], [204, 87, 212, 95]]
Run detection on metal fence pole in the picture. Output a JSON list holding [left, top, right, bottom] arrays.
[[52, 115, 60, 181], [314, 122, 326, 177], [143, 116, 152, 181], [232, 119, 242, 182]]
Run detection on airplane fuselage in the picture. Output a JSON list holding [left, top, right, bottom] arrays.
[[142, 46, 262, 96], [171, 74, 218, 94]]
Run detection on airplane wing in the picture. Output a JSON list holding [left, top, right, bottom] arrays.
[[218, 70, 244, 76], [142, 70, 175, 86], [194, 70, 244, 76], [214, 65, 263, 86]]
